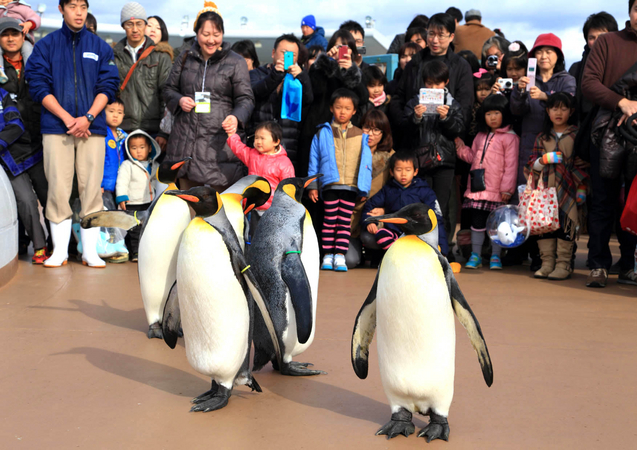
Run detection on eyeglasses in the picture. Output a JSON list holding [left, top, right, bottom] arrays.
[[363, 127, 383, 136], [354, 39, 364, 46], [124, 21, 146, 30], [427, 32, 451, 41]]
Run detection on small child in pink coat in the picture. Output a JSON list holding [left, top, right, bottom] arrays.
[[226, 120, 295, 211], [455, 94, 519, 270], [0, 1, 41, 83]]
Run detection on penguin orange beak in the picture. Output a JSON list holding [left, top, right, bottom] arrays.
[[377, 218, 408, 224], [303, 174, 322, 188], [176, 194, 199, 203], [170, 156, 192, 171], [244, 203, 256, 215]]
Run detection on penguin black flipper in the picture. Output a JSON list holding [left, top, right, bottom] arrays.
[[351, 272, 379, 380], [162, 281, 181, 349], [212, 221, 283, 368], [80, 210, 147, 231], [280, 250, 313, 344], [436, 251, 494, 387]]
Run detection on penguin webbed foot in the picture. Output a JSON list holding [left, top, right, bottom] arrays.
[[191, 380, 219, 404], [246, 376, 262, 392], [280, 361, 326, 376], [190, 384, 231, 412], [417, 412, 450, 443], [376, 408, 415, 439], [147, 323, 163, 339]]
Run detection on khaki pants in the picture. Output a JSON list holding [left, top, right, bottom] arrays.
[[43, 134, 105, 223]]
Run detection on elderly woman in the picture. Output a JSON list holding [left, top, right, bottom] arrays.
[[481, 35, 510, 75], [163, 11, 254, 191]]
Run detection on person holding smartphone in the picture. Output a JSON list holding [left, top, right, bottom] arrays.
[[247, 34, 313, 173]]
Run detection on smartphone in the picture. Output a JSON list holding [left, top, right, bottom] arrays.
[[338, 45, 349, 60], [527, 58, 537, 91], [284, 51, 294, 70]]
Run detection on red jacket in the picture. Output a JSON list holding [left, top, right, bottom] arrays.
[[227, 134, 295, 210]]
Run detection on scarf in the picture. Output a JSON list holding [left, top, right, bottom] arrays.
[[371, 91, 387, 107]]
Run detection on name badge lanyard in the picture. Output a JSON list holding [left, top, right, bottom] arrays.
[[195, 62, 211, 114]]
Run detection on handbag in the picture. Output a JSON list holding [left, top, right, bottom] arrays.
[[518, 173, 560, 236], [469, 133, 493, 192], [620, 178, 637, 235]]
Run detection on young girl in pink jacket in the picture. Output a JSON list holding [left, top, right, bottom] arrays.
[[226, 121, 295, 211], [456, 94, 519, 270]]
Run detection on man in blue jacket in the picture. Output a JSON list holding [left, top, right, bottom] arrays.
[[26, 0, 119, 268], [300, 15, 328, 51]]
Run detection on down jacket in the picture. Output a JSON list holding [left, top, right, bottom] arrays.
[[361, 177, 449, 255], [113, 39, 173, 134], [400, 91, 465, 171], [115, 130, 161, 205], [509, 70, 576, 184], [297, 54, 369, 176], [0, 87, 35, 177], [163, 42, 255, 189], [456, 126, 520, 203], [102, 127, 127, 192], [226, 133, 295, 210], [248, 64, 313, 170]]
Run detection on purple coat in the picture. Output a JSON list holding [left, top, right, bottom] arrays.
[[509, 70, 576, 184]]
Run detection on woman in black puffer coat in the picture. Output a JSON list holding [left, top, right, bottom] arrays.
[[163, 12, 254, 191], [297, 29, 369, 176]]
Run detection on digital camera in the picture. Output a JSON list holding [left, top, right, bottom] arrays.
[[498, 78, 514, 90]]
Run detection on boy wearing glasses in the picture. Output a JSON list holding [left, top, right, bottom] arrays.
[[113, 2, 171, 149]]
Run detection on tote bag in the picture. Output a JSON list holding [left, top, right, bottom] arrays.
[[518, 174, 560, 236]]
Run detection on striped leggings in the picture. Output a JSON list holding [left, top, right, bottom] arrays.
[[321, 190, 357, 255], [375, 228, 399, 250]]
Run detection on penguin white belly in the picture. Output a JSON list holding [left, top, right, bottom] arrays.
[[177, 220, 249, 388], [138, 191, 191, 325], [283, 212, 320, 359], [218, 194, 245, 251], [376, 236, 456, 416]]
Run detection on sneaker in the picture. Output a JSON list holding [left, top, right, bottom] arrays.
[[334, 254, 348, 272], [465, 252, 482, 269], [618, 269, 637, 286], [321, 254, 334, 270], [106, 253, 129, 264], [489, 255, 503, 270], [586, 268, 608, 288], [609, 261, 621, 276], [32, 248, 49, 264], [130, 253, 138, 262]]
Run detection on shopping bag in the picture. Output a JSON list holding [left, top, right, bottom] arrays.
[[621, 178, 637, 235], [518, 174, 560, 236], [281, 73, 302, 122]]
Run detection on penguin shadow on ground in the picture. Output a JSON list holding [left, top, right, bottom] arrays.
[[53, 347, 209, 398], [31, 299, 148, 334], [265, 374, 397, 426]]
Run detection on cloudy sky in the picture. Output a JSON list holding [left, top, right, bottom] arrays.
[[38, 0, 630, 65]]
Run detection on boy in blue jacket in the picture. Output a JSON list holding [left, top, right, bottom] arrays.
[[25, 0, 119, 268], [102, 99, 128, 209], [362, 152, 448, 254], [307, 88, 372, 272]]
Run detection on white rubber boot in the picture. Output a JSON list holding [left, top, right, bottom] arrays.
[[44, 219, 72, 268], [80, 226, 105, 268]]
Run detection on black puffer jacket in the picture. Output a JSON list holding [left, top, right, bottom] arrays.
[[297, 54, 368, 176], [399, 92, 465, 171], [163, 42, 255, 189], [247, 64, 313, 171], [389, 47, 474, 148], [3, 57, 41, 155]]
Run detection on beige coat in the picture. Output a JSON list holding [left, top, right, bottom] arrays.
[[453, 22, 495, 61]]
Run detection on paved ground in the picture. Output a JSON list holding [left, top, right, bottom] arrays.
[[1, 239, 636, 449]]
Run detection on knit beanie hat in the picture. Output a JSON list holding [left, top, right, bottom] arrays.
[[120, 2, 147, 26], [194, 1, 222, 32], [301, 15, 316, 30]]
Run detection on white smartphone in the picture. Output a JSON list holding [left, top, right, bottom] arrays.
[[527, 58, 537, 92]]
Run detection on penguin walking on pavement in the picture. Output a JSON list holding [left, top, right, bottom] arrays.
[[162, 186, 281, 412], [81, 157, 192, 339], [351, 203, 493, 442], [247, 175, 326, 376], [81, 172, 270, 339]]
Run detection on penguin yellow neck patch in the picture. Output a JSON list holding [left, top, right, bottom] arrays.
[[283, 184, 297, 201]]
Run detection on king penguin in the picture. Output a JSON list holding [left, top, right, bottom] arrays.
[[162, 186, 281, 412], [247, 175, 326, 376], [351, 203, 493, 442], [81, 157, 192, 339]]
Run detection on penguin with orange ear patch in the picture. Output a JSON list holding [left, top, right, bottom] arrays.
[[163, 186, 281, 412], [247, 175, 327, 376]]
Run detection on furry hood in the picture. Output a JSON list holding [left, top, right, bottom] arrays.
[[312, 53, 362, 89]]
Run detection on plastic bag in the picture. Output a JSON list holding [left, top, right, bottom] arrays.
[[281, 73, 302, 122]]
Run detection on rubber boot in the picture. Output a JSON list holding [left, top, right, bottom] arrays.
[[534, 239, 557, 279], [44, 219, 72, 268], [80, 226, 106, 268], [548, 239, 574, 280]]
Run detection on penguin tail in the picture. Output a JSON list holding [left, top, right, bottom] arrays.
[[246, 376, 262, 393]]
